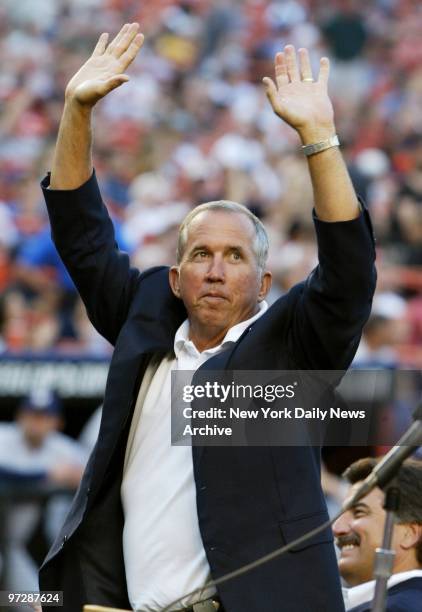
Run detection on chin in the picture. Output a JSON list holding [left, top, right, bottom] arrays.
[[338, 559, 356, 583], [201, 318, 227, 330], [340, 565, 371, 588], [340, 571, 359, 587], [197, 309, 227, 324]]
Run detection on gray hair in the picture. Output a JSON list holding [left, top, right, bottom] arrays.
[[176, 200, 269, 271]]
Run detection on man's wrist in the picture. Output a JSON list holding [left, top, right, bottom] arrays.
[[63, 97, 93, 117], [298, 124, 336, 146]]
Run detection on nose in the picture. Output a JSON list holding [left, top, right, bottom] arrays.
[[205, 255, 225, 282], [332, 512, 350, 537]]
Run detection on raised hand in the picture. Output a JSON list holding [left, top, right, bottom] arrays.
[[263, 46, 335, 141], [65, 23, 144, 107]]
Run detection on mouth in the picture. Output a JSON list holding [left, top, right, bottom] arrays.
[[340, 544, 358, 553], [201, 293, 227, 301], [337, 537, 360, 555]]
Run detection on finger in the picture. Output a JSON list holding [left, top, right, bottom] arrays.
[[284, 45, 299, 82], [92, 32, 109, 56], [298, 47, 313, 81], [119, 33, 145, 69], [262, 77, 281, 114], [111, 22, 140, 58], [318, 56, 330, 84], [275, 52, 289, 88], [106, 23, 131, 54]]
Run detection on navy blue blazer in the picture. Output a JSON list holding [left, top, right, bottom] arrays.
[[39, 172, 376, 612], [349, 577, 422, 612]]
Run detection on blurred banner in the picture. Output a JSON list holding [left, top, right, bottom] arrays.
[[0, 355, 109, 399]]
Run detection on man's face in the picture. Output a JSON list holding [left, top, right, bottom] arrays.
[[333, 484, 410, 586], [18, 411, 60, 449], [169, 210, 271, 349]]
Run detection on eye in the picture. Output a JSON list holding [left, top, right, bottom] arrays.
[[193, 250, 209, 260], [230, 250, 242, 261], [353, 509, 366, 518]]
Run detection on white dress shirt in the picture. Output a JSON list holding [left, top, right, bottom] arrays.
[[122, 302, 268, 611], [344, 569, 422, 610]]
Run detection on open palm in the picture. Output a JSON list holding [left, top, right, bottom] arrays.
[[263, 46, 334, 133], [65, 23, 144, 107]]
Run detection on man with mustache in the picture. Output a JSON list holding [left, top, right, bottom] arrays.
[[39, 22, 376, 612], [333, 457, 422, 611]]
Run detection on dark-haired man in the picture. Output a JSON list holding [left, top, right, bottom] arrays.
[[333, 457, 422, 611]]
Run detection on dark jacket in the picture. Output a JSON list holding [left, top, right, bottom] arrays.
[[39, 172, 376, 612]]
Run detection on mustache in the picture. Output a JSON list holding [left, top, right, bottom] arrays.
[[336, 533, 360, 548]]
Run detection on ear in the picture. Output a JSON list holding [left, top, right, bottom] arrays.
[[169, 266, 181, 298], [258, 270, 272, 302], [399, 523, 422, 552]]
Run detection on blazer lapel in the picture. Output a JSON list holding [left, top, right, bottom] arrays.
[[91, 282, 186, 499], [192, 342, 241, 468]]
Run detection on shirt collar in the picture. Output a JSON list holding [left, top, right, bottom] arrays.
[[346, 570, 422, 610], [174, 300, 268, 358]]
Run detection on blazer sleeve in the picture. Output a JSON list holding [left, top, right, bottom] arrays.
[[41, 171, 141, 346], [288, 206, 377, 370]]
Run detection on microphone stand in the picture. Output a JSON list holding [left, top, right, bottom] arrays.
[[371, 487, 400, 612]]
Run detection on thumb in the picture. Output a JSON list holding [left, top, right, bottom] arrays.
[[73, 74, 130, 107], [99, 74, 130, 95]]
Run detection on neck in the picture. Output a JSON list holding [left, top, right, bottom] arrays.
[[188, 304, 260, 352], [393, 556, 421, 576], [188, 325, 231, 352]]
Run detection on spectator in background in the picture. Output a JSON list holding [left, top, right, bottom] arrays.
[[353, 292, 410, 367], [321, 0, 370, 108], [333, 457, 422, 611], [353, 314, 400, 369], [0, 390, 86, 594], [323, 0, 368, 62], [14, 218, 129, 351], [392, 134, 422, 266]]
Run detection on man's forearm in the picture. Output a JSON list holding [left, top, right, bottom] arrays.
[[50, 101, 93, 190], [49, 24, 143, 190], [300, 125, 360, 222]]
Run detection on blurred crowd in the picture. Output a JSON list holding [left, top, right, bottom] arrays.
[[0, 0, 421, 364]]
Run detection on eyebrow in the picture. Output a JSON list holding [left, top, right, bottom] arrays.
[[188, 245, 246, 255], [188, 245, 209, 255], [351, 502, 370, 512]]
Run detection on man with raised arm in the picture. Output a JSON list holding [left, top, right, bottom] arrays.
[[40, 23, 376, 612]]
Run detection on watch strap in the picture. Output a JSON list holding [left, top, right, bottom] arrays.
[[302, 134, 340, 157]]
